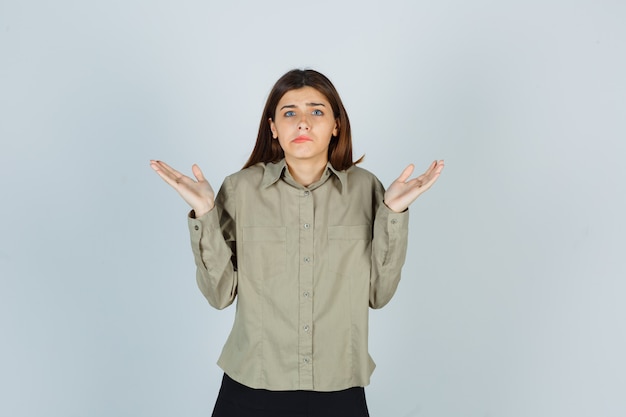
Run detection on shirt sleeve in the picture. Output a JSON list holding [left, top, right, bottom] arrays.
[[369, 185, 409, 309], [187, 176, 238, 310]]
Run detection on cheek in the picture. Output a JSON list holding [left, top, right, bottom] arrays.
[[275, 120, 293, 134], [276, 137, 289, 150], [273, 123, 290, 139]]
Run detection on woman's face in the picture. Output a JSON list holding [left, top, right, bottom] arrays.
[[269, 86, 338, 167]]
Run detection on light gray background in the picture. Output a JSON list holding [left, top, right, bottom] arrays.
[[1, 1, 625, 416]]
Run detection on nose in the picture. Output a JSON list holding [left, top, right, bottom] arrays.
[[298, 114, 310, 131]]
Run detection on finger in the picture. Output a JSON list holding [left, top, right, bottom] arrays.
[[150, 160, 190, 188], [192, 164, 206, 182], [421, 160, 444, 181], [419, 167, 443, 190], [425, 162, 444, 182], [410, 161, 444, 189], [421, 160, 438, 177], [150, 159, 166, 173], [407, 161, 436, 185], [396, 164, 415, 183], [435, 160, 445, 174], [154, 160, 184, 179], [151, 165, 182, 188], [150, 160, 176, 179]]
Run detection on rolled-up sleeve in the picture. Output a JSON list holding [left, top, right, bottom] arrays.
[[188, 177, 238, 310], [369, 199, 409, 309]]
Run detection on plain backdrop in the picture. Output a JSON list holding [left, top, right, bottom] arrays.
[[1, 1, 625, 416]]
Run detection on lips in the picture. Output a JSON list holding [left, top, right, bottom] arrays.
[[292, 135, 312, 143]]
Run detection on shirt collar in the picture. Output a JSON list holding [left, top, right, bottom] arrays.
[[261, 159, 348, 194]]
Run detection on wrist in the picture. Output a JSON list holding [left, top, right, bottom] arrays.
[[384, 200, 406, 213], [193, 202, 214, 218]]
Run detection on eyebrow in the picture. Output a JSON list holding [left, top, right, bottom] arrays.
[[279, 102, 327, 111]]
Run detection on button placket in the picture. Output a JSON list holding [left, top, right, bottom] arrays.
[[298, 187, 314, 387]]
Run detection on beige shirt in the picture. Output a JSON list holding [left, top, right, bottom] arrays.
[[188, 159, 409, 392]]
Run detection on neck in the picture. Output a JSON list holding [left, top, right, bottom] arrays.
[[285, 157, 328, 187]]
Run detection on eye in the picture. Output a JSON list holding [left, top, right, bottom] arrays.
[[284, 110, 296, 117], [312, 109, 324, 116]]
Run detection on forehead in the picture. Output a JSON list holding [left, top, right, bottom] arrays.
[[277, 86, 330, 107]]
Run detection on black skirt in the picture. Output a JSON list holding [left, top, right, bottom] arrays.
[[212, 373, 371, 417]]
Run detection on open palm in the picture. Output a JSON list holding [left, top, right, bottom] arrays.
[[150, 160, 215, 217], [384, 160, 445, 213]]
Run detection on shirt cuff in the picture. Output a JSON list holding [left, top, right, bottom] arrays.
[[378, 203, 409, 231], [188, 207, 220, 243]]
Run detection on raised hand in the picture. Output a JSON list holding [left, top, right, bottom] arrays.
[[150, 160, 215, 217], [383, 160, 445, 213]]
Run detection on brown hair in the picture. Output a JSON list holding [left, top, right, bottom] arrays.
[[243, 69, 362, 170]]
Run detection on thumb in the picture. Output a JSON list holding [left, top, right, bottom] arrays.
[[396, 164, 415, 183], [191, 164, 205, 182]]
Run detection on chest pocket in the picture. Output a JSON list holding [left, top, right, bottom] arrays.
[[242, 226, 286, 279], [328, 225, 372, 278]]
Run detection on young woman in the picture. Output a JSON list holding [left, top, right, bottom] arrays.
[[151, 69, 444, 417]]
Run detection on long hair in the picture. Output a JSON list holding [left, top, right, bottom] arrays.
[[243, 69, 362, 170]]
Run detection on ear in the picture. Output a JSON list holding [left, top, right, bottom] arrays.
[[332, 119, 340, 137], [269, 118, 278, 139]]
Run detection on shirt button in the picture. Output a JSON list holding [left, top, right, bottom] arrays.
[[303, 325, 310, 332], [303, 357, 310, 364], [303, 223, 310, 229], [304, 257, 311, 263], [194, 225, 199, 231], [303, 291, 310, 298], [304, 191, 310, 196], [391, 219, 398, 225]]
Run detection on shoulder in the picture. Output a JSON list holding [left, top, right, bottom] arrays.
[[225, 163, 265, 186], [216, 164, 266, 204], [345, 164, 383, 189], [346, 164, 377, 179]]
